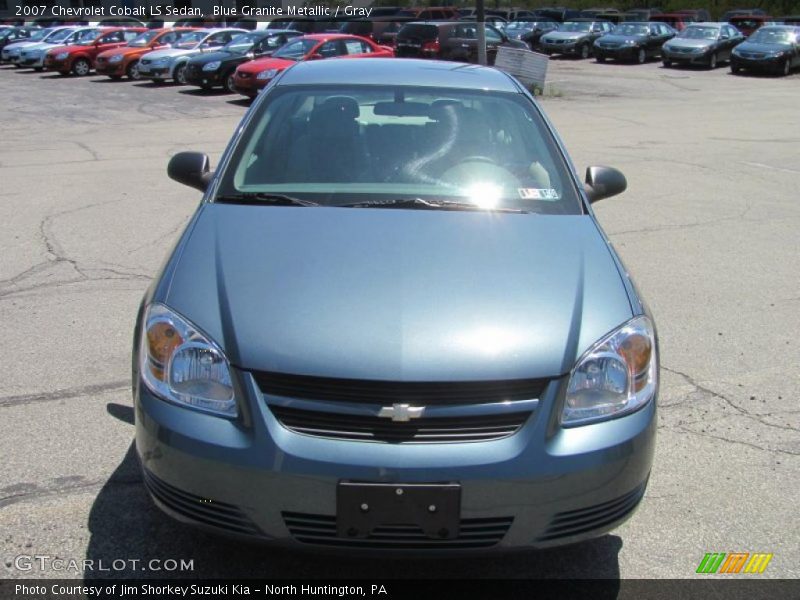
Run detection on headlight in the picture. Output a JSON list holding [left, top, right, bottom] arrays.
[[151, 57, 168, 66], [202, 60, 221, 71], [691, 46, 707, 54], [256, 68, 277, 80], [767, 50, 785, 58], [56, 52, 69, 60], [624, 39, 637, 45], [140, 303, 236, 418], [562, 315, 657, 426], [108, 54, 123, 63]]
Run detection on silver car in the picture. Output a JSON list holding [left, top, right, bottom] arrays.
[[137, 28, 247, 84], [134, 59, 658, 552], [17, 27, 98, 70]]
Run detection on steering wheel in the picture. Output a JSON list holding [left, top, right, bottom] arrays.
[[455, 155, 499, 166]]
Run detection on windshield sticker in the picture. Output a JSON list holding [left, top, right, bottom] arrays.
[[519, 188, 560, 201]]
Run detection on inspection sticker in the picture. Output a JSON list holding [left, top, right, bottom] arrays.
[[518, 188, 559, 200]]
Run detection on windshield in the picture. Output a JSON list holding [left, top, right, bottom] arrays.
[[77, 33, 103, 46], [506, 22, 536, 31], [679, 26, 719, 40], [272, 38, 316, 59], [128, 30, 160, 47], [612, 23, 649, 35], [223, 32, 258, 52], [174, 30, 207, 48], [218, 86, 581, 215], [749, 28, 793, 43], [27, 29, 51, 42], [47, 28, 75, 42], [559, 22, 593, 32]]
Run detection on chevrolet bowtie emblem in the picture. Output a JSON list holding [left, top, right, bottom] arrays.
[[377, 403, 425, 422]]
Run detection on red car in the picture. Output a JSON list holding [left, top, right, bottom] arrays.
[[728, 15, 779, 37], [95, 28, 196, 80], [232, 34, 394, 98], [650, 13, 698, 31], [43, 27, 146, 76]]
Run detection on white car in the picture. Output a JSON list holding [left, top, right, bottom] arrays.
[[1, 26, 59, 64], [17, 27, 98, 70], [137, 28, 247, 84]]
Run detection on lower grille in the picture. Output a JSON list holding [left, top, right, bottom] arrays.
[[143, 469, 265, 538], [283, 512, 513, 549], [536, 483, 646, 542], [270, 405, 532, 443]]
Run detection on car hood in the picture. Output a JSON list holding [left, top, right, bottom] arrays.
[[142, 46, 197, 59], [238, 56, 296, 73], [21, 41, 65, 51], [163, 205, 633, 381], [668, 38, 714, 49], [4, 40, 40, 51], [543, 31, 590, 42], [598, 34, 648, 43], [189, 49, 244, 64], [736, 41, 791, 52]]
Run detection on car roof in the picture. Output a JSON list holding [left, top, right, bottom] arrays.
[[296, 33, 363, 41], [277, 58, 520, 92], [687, 22, 724, 27]]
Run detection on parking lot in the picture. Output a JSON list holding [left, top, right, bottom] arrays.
[[0, 57, 798, 580]]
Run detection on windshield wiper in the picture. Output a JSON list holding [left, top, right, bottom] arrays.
[[341, 198, 529, 213], [215, 192, 319, 207]]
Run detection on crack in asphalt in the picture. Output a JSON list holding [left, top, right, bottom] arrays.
[[0, 476, 141, 509], [0, 381, 130, 409], [660, 365, 800, 455], [0, 198, 152, 300]]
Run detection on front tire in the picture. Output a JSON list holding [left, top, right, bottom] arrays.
[[708, 53, 717, 70], [224, 70, 237, 93], [72, 58, 90, 76], [596, 55, 606, 63], [173, 63, 187, 85], [781, 59, 791, 77], [34, 66, 43, 72], [662, 58, 672, 68], [636, 48, 646, 64], [126, 60, 141, 80], [731, 63, 740, 74], [580, 44, 590, 59]]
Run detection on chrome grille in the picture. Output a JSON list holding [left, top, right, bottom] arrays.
[[283, 512, 513, 549], [270, 405, 532, 443]]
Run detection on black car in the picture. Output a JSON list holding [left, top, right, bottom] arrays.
[[395, 22, 527, 65], [504, 19, 559, 50], [184, 30, 301, 92], [731, 25, 800, 76], [538, 19, 615, 58], [662, 22, 745, 69], [594, 21, 676, 63], [0, 26, 40, 53], [339, 17, 416, 46]]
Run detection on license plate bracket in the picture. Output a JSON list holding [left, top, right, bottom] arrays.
[[337, 482, 461, 539]]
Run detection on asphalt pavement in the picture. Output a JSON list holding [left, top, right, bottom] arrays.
[[0, 57, 798, 580]]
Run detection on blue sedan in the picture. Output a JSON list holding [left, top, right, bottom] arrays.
[[133, 58, 658, 552]]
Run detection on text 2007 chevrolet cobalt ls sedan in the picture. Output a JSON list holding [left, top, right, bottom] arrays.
[[133, 58, 657, 552]]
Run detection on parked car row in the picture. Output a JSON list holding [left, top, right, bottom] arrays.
[[2, 20, 799, 86]]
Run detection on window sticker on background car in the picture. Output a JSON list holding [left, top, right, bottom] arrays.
[[519, 188, 560, 200]]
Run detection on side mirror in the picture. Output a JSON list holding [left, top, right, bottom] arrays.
[[584, 166, 626, 203], [168, 151, 212, 192], [309, 53, 323, 60]]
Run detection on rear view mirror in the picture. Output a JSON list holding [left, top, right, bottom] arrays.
[[584, 166, 626, 203], [168, 152, 212, 192]]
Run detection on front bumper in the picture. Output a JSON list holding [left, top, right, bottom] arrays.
[[233, 74, 262, 97], [539, 41, 580, 55], [662, 48, 711, 65], [1, 49, 21, 63], [594, 45, 640, 60], [95, 60, 124, 76], [139, 64, 170, 79], [19, 54, 44, 67], [731, 54, 785, 72], [135, 369, 657, 552], [185, 65, 223, 87], [43, 56, 70, 72]]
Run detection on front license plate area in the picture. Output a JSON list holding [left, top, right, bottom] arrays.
[[337, 482, 461, 539]]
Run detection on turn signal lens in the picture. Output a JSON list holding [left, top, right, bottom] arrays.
[[146, 321, 184, 380]]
